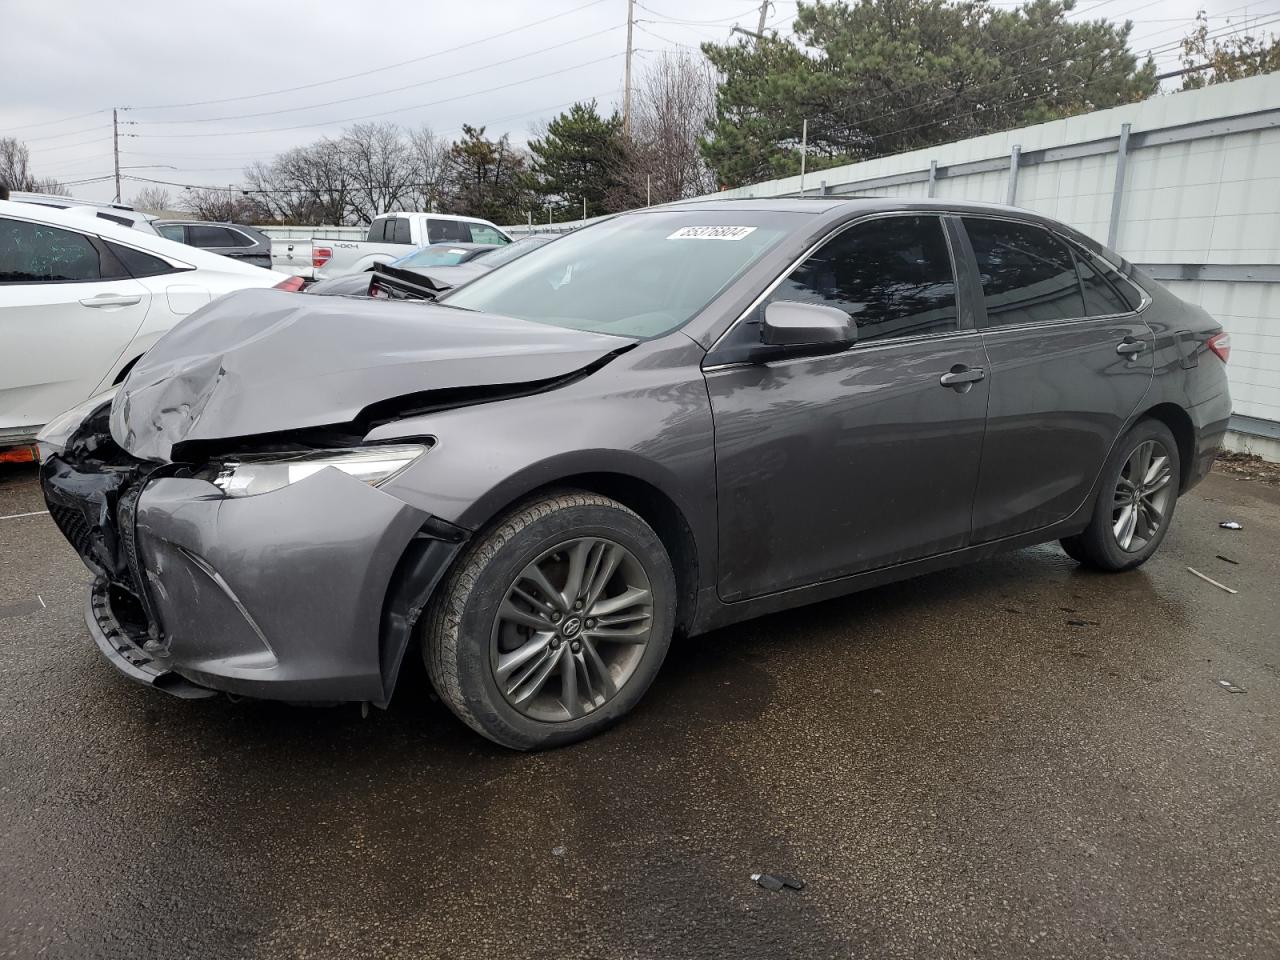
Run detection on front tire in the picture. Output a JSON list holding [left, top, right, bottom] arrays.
[[423, 491, 676, 750], [1060, 418, 1181, 572]]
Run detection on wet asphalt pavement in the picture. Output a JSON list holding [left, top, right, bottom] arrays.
[[1, 462, 1278, 960]]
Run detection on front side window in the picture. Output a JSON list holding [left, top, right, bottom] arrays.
[[443, 211, 797, 339], [768, 215, 958, 343], [964, 218, 1084, 327], [0, 217, 101, 283], [469, 224, 509, 245], [157, 223, 185, 243]]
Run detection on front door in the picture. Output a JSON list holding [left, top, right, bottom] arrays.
[[957, 216, 1155, 542], [705, 214, 989, 602], [0, 215, 150, 435]]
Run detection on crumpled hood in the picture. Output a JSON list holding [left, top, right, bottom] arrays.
[[111, 288, 633, 462]]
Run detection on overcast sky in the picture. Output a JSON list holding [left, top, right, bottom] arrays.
[[1, 0, 1264, 205]]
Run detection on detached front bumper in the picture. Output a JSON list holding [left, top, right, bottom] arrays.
[[46, 450, 465, 707]]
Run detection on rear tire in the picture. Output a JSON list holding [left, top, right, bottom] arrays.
[[423, 491, 676, 750], [1060, 418, 1181, 572]]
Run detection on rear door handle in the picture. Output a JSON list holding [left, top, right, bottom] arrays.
[[939, 365, 986, 389], [1116, 339, 1146, 356], [80, 293, 142, 308]]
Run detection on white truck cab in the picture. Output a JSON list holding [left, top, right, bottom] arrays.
[[313, 213, 512, 279]]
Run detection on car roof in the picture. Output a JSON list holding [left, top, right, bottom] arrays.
[[0, 198, 274, 274]]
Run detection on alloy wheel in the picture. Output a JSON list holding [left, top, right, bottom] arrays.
[[490, 537, 654, 722], [1112, 438, 1175, 552]]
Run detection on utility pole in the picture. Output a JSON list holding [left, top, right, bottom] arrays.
[[799, 118, 807, 196], [623, 0, 635, 138], [112, 108, 121, 203], [756, 0, 770, 39]]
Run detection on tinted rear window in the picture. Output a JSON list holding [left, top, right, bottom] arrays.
[[963, 218, 1084, 327]]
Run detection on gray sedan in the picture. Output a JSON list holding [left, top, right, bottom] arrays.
[[39, 198, 1231, 749]]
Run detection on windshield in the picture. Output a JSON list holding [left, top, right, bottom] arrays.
[[477, 235, 554, 268], [440, 211, 799, 338], [394, 246, 488, 269]]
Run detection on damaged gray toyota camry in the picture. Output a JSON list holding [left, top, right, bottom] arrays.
[[39, 198, 1231, 749]]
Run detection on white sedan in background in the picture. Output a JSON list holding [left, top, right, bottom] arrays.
[[0, 199, 294, 445]]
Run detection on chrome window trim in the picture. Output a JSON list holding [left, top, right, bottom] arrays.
[[702, 328, 984, 373], [704, 210, 964, 360]]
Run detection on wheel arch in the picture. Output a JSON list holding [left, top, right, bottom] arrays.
[[1137, 402, 1195, 493], [112, 353, 144, 385], [444, 457, 705, 639]]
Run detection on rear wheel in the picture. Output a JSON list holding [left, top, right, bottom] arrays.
[[423, 491, 676, 750], [1060, 418, 1180, 571]]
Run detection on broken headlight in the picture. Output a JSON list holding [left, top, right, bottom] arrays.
[[211, 444, 427, 498]]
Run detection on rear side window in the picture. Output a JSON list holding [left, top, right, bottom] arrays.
[[469, 224, 509, 245], [0, 217, 102, 282], [963, 218, 1084, 327], [768, 215, 959, 343], [1075, 254, 1131, 317], [392, 218, 411, 244], [188, 224, 238, 248], [106, 241, 179, 278], [427, 218, 472, 243]]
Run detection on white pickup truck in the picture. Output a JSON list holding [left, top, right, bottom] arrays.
[[300, 212, 512, 280]]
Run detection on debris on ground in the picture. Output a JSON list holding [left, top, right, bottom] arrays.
[[551, 846, 566, 858], [1215, 451, 1280, 486], [752, 873, 805, 892], [1217, 680, 1247, 694], [1216, 555, 1240, 565], [1219, 521, 1244, 530], [1066, 618, 1100, 627], [1187, 566, 1238, 594]]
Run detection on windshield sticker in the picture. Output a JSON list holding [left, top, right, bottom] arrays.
[[666, 225, 758, 241]]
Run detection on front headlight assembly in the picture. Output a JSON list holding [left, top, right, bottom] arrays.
[[211, 444, 428, 498]]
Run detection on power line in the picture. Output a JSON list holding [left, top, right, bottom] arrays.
[[20, 123, 112, 143], [129, 52, 631, 140], [130, 25, 623, 125], [634, 2, 760, 25], [125, 0, 613, 111], [0, 109, 109, 137]]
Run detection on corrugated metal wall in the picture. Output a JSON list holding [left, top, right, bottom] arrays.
[[702, 72, 1280, 441]]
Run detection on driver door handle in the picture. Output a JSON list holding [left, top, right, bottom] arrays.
[[939, 365, 986, 389], [1116, 338, 1146, 356], [80, 293, 142, 308]]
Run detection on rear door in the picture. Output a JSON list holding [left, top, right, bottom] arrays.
[[706, 214, 990, 601], [0, 216, 150, 434], [958, 216, 1154, 542]]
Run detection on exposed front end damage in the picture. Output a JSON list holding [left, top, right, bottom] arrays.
[[42, 400, 467, 707]]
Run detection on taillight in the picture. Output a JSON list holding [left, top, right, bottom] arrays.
[[273, 275, 305, 292], [369, 281, 389, 299], [312, 246, 332, 269], [1207, 332, 1231, 363]]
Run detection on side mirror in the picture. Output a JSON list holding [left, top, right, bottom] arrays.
[[758, 300, 857, 355]]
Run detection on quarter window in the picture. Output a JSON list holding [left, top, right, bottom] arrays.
[[188, 224, 238, 248], [0, 217, 102, 283], [768, 215, 959, 343], [963, 218, 1084, 326], [106, 242, 178, 278], [1075, 253, 1131, 317]]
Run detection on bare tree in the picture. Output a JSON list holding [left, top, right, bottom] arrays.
[[616, 52, 718, 206], [404, 126, 450, 213], [342, 122, 416, 223], [0, 137, 68, 195], [180, 187, 264, 223], [243, 138, 352, 224], [130, 186, 172, 213]]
